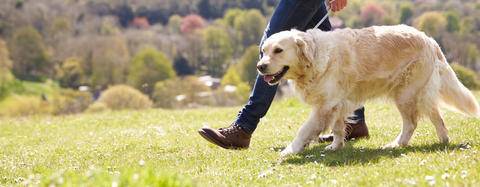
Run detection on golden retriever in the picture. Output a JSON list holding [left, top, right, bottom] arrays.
[[256, 25, 480, 156]]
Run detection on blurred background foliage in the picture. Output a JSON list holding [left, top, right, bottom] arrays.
[[0, 0, 479, 116]]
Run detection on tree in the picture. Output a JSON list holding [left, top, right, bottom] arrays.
[[445, 11, 460, 33], [198, 0, 227, 19], [360, 3, 385, 26], [459, 17, 474, 37], [88, 35, 130, 88], [399, 3, 413, 24], [180, 14, 206, 34], [414, 11, 447, 38], [114, 3, 134, 28], [173, 54, 194, 76], [202, 26, 233, 77], [237, 45, 259, 85], [0, 39, 13, 83], [0, 39, 14, 98], [223, 9, 243, 27], [167, 15, 182, 33], [9, 26, 52, 81], [128, 46, 176, 94], [233, 9, 266, 48], [56, 57, 86, 88], [464, 43, 479, 68]]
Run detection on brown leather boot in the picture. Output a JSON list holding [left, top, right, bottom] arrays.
[[198, 124, 251, 149], [318, 120, 369, 142]]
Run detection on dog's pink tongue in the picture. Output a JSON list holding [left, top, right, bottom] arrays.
[[263, 75, 274, 83]]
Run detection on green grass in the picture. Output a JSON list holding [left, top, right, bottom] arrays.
[[1, 98, 480, 186]]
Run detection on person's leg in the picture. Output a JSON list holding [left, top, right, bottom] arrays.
[[240, 2, 369, 134], [236, 0, 328, 134], [305, 4, 369, 142], [198, 0, 328, 149]]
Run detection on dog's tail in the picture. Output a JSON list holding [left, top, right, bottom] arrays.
[[437, 46, 480, 117]]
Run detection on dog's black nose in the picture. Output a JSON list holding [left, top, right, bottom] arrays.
[[257, 64, 267, 73]]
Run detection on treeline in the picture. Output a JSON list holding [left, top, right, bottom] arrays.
[[0, 0, 479, 114]]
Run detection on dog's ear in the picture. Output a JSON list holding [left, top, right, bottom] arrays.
[[293, 31, 315, 63]]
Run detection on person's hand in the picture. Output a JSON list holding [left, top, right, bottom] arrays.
[[328, 0, 347, 12]]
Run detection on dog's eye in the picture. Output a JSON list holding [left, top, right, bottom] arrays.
[[274, 48, 283, 54]]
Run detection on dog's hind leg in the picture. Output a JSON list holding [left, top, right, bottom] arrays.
[[281, 107, 338, 157], [383, 101, 419, 149], [428, 106, 449, 143]]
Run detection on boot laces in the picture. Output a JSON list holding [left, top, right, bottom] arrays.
[[220, 124, 242, 136], [345, 123, 354, 137]]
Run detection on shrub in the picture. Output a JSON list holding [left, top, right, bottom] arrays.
[[414, 11, 447, 38], [219, 67, 251, 105], [85, 102, 110, 113], [56, 57, 86, 89], [0, 95, 51, 116], [128, 46, 176, 94], [237, 45, 259, 86], [50, 89, 93, 115], [97, 85, 153, 110], [153, 76, 212, 108], [451, 63, 480, 90]]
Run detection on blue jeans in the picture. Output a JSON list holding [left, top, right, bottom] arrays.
[[235, 0, 365, 133]]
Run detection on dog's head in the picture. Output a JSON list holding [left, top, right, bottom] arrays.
[[257, 29, 316, 85]]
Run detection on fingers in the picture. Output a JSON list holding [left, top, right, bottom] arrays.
[[329, 0, 348, 12], [329, 0, 337, 12], [341, 0, 347, 10]]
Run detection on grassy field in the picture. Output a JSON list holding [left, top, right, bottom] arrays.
[[1, 98, 480, 186]]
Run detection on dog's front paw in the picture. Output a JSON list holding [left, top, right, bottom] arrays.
[[280, 143, 304, 157], [382, 142, 400, 149], [324, 143, 343, 151], [280, 145, 294, 157]]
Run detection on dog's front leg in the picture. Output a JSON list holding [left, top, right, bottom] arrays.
[[281, 107, 335, 157]]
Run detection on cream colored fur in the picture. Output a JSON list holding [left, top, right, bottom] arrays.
[[256, 25, 480, 157]]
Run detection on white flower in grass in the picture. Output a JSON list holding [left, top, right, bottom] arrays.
[[441, 173, 450, 180], [138, 159, 145, 166], [425, 176, 435, 186], [56, 177, 64, 185], [403, 179, 417, 185], [258, 168, 273, 178], [461, 170, 468, 179], [419, 159, 427, 166], [132, 173, 140, 181], [330, 179, 338, 185], [112, 181, 119, 187]]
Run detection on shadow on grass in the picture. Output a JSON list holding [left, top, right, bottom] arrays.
[[282, 142, 463, 167]]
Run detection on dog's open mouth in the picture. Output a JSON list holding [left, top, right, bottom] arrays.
[[263, 66, 289, 85]]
